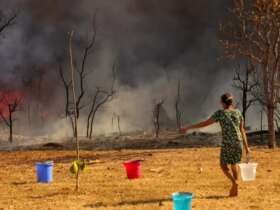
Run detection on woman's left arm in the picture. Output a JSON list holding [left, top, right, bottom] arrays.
[[180, 118, 216, 134]]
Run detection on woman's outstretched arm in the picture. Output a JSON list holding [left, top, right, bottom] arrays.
[[180, 118, 216, 133]]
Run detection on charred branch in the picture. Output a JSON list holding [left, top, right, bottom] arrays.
[[0, 11, 18, 34], [75, 15, 97, 119]]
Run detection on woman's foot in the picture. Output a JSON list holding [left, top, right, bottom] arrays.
[[229, 183, 238, 197]]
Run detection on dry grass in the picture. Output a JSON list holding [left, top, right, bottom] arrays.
[[0, 148, 280, 210]]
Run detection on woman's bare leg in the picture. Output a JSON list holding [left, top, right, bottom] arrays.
[[220, 164, 235, 183], [220, 164, 239, 196], [230, 164, 239, 196], [231, 164, 239, 182]]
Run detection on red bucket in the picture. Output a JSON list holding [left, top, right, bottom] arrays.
[[123, 160, 141, 179]]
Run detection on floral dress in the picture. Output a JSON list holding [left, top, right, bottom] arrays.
[[211, 109, 243, 165]]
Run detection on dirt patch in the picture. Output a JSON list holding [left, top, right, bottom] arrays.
[[0, 148, 279, 209]]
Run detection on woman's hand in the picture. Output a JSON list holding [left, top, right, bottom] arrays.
[[245, 147, 251, 155]]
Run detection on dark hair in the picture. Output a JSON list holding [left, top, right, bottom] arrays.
[[221, 93, 234, 108]]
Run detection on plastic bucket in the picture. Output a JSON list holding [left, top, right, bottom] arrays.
[[123, 160, 141, 179], [238, 162, 258, 181], [36, 161, 53, 183], [172, 192, 193, 210]]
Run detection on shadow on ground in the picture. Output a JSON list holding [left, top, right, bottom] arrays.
[[196, 195, 229, 200], [83, 194, 230, 208], [84, 198, 171, 208]]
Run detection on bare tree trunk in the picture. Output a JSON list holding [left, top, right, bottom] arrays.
[[154, 117, 160, 138], [27, 103, 31, 128], [87, 90, 114, 139], [242, 67, 249, 124], [153, 100, 164, 138], [86, 91, 98, 138], [8, 105, 12, 143], [267, 105, 276, 148], [111, 115, 114, 130], [153, 108, 160, 138], [275, 119, 279, 133], [89, 115, 95, 139], [89, 109, 98, 139], [242, 86, 247, 124], [86, 114, 91, 138], [260, 109, 263, 142], [117, 115, 121, 136], [175, 80, 182, 129]]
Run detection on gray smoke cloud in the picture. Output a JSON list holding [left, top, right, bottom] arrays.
[[1, 0, 262, 136]]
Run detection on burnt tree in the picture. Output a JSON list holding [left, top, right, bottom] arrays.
[[0, 92, 22, 142], [59, 17, 97, 137], [153, 99, 165, 138], [233, 62, 258, 124], [175, 79, 182, 129], [86, 62, 117, 139], [75, 19, 97, 120], [220, 0, 280, 148], [0, 12, 19, 141], [86, 88, 115, 139], [117, 115, 121, 136], [275, 104, 280, 133], [58, 63, 76, 136]]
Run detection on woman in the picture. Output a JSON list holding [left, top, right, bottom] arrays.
[[180, 93, 250, 197]]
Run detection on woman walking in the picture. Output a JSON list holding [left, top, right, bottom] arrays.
[[180, 93, 250, 196]]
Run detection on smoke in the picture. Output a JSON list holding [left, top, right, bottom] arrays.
[[1, 0, 258, 136]]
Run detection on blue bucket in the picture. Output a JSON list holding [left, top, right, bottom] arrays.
[[36, 161, 53, 183], [172, 192, 193, 210]]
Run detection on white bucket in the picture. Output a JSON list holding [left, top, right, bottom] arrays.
[[238, 163, 258, 181]]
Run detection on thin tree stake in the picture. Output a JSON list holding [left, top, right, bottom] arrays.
[[69, 30, 80, 191]]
